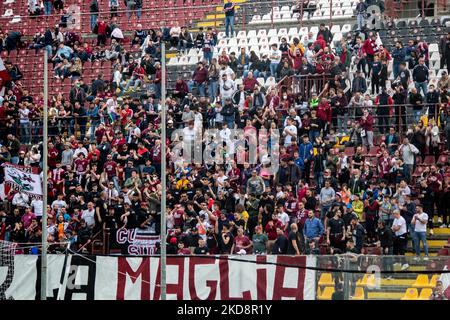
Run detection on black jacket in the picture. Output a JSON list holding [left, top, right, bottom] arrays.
[[377, 226, 393, 247]]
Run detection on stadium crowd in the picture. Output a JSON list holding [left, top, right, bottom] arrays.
[[0, 1, 449, 263]]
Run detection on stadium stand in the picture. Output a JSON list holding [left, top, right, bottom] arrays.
[[0, 0, 449, 300]]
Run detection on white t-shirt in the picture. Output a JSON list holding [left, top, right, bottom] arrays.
[[31, 199, 43, 217], [278, 211, 290, 226], [392, 216, 407, 236], [284, 125, 297, 146], [414, 212, 428, 233], [81, 209, 96, 229], [182, 127, 196, 143]]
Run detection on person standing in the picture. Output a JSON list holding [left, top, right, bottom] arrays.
[[412, 57, 429, 97], [355, 0, 368, 31], [223, 0, 235, 38], [392, 41, 406, 79], [440, 31, 450, 74], [287, 223, 304, 255], [326, 210, 346, 253], [391, 209, 409, 270], [304, 210, 324, 248], [359, 108, 374, 148], [89, 0, 99, 31], [412, 204, 429, 260], [398, 138, 419, 183]]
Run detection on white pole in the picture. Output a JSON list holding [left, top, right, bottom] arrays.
[[160, 42, 167, 300], [41, 50, 49, 300]]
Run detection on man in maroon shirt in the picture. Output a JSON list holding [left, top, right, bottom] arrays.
[[363, 33, 378, 76], [265, 213, 283, 252], [95, 19, 109, 46], [103, 154, 119, 191], [174, 79, 189, 99], [74, 153, 90, 184], [242, 71, 258, 92], [317, 97, 332, 134], [359, 108, 374, 148], [188, 62, 208, 96], [48, 141, 59, 169]]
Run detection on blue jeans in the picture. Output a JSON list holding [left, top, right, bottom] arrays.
[[243, 69, 259, 78], [90, 14, 98, 31], [20, 122, 30, 144], [414, 231, 429, 257], [337, 114, 349, 134], [89, 122, 98, 142], [320, 205, 331, 221], [225, 15, 235, 37], [44, 1, 52, 15], [224, 115, 235, 129], [10, 156, 19, 165], [270, 62, 279, 77], [188, 80, 206, 96], [45, 45, 52, 57], [314, 172, 324, 193], [309, 130, 320, 144], [203, 51, 213, 64], [357, 14, 365, 30], [136, 7, 142, 19], [393, 62, 400, 79], [413, 109, 423, 123], [408, 223, 417, 254], [415, 81, 428, 96], [208, 80, 218, 101], [125, 76, 142, 91]]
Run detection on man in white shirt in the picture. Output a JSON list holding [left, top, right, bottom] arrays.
[[305, 43, 316, 65], [30, 198, 43, 217], [412, 204, 429, 260], [398, 138, 419, 182], [284, 108, 302, 128], [219, 65, 235, 85], [81, 202, 96, 229], [269, 43, 281, 77], [182, 121, 196, 161], [73, 141, 88, 159], [12, 191, 30, 209], [391, 209, 409, 270], [283, 117, 298, 147], [276, 204, 290, 228], [219, 74, 236, 102]]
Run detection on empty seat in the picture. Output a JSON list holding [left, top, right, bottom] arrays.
[[317, 286, 334, 300], [318, 273, 334, 287], [401, 288, 419, 300], [356, 274, 376, 287], [236, 30, 247, 39], [247, 30, 257, 38], [257, 30, 267, 38], [418, 288, 432, 300], [288, 27, 298, 37], [412, 275, 429, 288], [429, 275, 439, 288], [352, 287, 365, 300], [278, 28, 288, 37]]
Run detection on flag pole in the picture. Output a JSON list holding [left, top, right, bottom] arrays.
[[160, 42, 167, 300], [41, 49, 49, 300]]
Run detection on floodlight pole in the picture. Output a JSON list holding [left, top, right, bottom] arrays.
[[41, 50, 49, 300], [160, 42, 167, 301]]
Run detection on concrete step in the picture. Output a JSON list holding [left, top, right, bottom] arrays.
[[206, 13, 225, 19], [367, 291, 404, 299]]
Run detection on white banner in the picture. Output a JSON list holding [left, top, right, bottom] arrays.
[[4, 166, 43, 200], [0, 255, 316, 300]]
